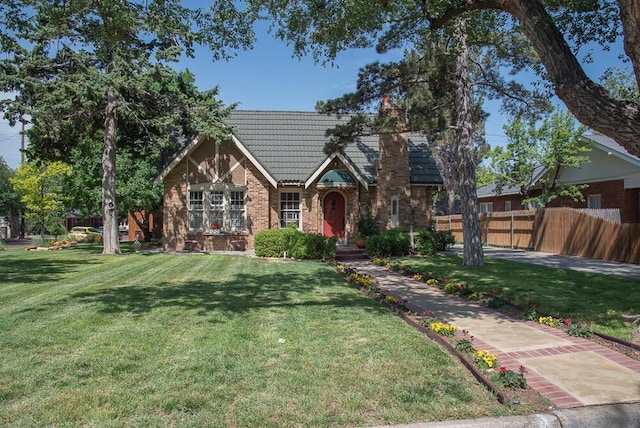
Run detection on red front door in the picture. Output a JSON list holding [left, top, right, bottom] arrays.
[[323, 192, 345, 239]]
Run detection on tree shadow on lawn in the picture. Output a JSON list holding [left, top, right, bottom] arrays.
[[0, 249, 101, 285], [68, 270, 388, 320]]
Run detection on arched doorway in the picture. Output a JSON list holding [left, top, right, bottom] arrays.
[[323, 192, 345, 242]]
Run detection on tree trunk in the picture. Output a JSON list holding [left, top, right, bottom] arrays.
[[102, 88, 121, 255], [432, 0, 640, 156], [618, 0, 640, 91], [454, 19, 485, 267]]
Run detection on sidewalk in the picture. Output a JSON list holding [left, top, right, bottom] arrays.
[[348, 260, 640, 411]]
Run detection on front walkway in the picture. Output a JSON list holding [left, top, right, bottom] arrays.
[[348, 260, 640, 409]]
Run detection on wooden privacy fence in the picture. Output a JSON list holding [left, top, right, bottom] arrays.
[[435, 208, 640, 264]]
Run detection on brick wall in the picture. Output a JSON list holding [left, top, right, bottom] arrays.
[[376, 129, 411, 229], [478, 179, 640, 223]]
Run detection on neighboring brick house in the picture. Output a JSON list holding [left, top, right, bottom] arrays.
[[476, 134, 640, 223], [154, 109, 443, 251]]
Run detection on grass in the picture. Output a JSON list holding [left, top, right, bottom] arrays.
[[0, 245, 526, 427], [393, 253, 639, 341]]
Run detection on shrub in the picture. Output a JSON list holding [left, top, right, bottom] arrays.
[[365, 229, 410, 257], [384, 229, 410, 256], [254, 227, 301, 257], [290, 233, 337, 260], [434, 230, 456, 251], [255, 227, 336, 260], [415, 229, 436, 256], [365, 234, 391, 257], [356, 209, 379, 237]]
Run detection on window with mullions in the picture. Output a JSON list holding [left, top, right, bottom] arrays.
[[209, 191, 224, 228], [230, 191, 245, 230], [188, 186, 246, 232], [188, 191, 204, 230], [280, 192, 300, 228]]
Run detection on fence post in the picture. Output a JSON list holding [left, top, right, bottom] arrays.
[[511, 211, 514, 249]]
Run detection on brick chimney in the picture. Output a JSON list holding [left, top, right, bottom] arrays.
[[375, 98, 411, 229]]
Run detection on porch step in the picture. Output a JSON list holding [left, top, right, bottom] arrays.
[[335, 245, 369, 262]]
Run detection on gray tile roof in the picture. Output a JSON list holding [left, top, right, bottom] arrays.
[[224, 110, 443, 185]]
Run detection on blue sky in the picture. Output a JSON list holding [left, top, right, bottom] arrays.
[[0, 23, 628, 170]]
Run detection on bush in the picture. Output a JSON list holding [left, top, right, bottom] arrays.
[[365, 234, 391, 257], [435, 230, 456, 251], [356, 209, 379, 237], [254, 227, 336, 260], [290, 233, 337, 260], [415, 229, 436, 256], [254, 227, 301, 257], [365, 229, 410, 257]]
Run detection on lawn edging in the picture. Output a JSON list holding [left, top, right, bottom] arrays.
[[333, 261, 517, 406]]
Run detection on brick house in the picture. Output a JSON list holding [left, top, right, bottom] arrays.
[[476, 135, 640, 223], [154, 109, 443, 251]]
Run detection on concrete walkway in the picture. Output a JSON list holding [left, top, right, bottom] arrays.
[[450, 245, 640, 280], [348, 259, 640, 410]]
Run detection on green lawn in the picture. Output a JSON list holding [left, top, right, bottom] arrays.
[[393, 253, 640, 340], [0, 245, 522, 427]]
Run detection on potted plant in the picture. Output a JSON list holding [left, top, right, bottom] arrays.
[[355, 209, 379, 248]]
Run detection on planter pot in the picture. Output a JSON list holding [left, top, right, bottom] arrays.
[[354, 237, 366, 249]]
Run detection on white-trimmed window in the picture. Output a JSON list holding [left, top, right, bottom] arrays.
[[188, 191, 205, 230], [280, 192, 301, 228], [230, 191, 246, 230], [587, 194, 601, 209], [188, 184, 246, 232], [479, 202, 493, 213]]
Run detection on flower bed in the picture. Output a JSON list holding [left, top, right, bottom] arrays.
[[332, 261, 545, 407]]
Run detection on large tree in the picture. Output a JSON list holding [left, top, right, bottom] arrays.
[[232, 0, 639, 155], [0, 1, 251, 254]]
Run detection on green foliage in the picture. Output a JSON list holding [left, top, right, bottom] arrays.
[[415, 229, 455, 255], [455, 338, 475, 354], [1, 2, 250, 253], [489, 109, 589, 207], [0, 157, 23, 219], [600, 67, 640, 104], [254, 228, 300, 258], [254, 228, 336, 260], [567, 320, 593, 338], [415, 229, 436, 256], [356, 208, 379, 237], [290, 234, 337, 260], [493, 367, 528, 390], [365, 229, 410, 257], [9, 161, 71, 238], [435, 230, 456, 251]]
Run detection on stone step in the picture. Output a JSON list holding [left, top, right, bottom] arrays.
[[335, 246, 368, 261]]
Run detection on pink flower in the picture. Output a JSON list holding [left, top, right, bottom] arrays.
[[564, 318, 572, 325]]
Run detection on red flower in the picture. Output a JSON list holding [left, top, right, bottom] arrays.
[[457, 284, 463, 290], [500, 366, 507, 374], [564, 318, 572, 325]]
